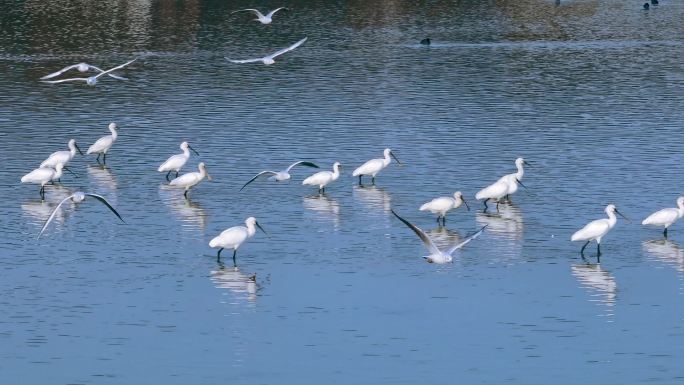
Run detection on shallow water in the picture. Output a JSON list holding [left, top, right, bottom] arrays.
[[2, 0, 684, 384]]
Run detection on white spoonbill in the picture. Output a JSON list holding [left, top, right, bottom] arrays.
[[87, 122, 118, 164], [21, 164, 64, 199], [475, 157, 529, 211], [352, 148, 402, 185], [41, 59, 136, 86], [209, 217, 266, 265], [37, 192, 124, 239], [572, 204, 629, 260], [169, 162, 212, 198], [231, 7, 288, 24], [642, 196, 684, 238], [158, 141, 200, 181], [40, 139, 83, 169], [497, 157, 529, 201], [420, 191, 470, 225], [226, 37, 307, 65], [391, 210, 486, 264], [302, 162, 341, 194], [40, 62, 128, 81], [240, 161, 320, 191]]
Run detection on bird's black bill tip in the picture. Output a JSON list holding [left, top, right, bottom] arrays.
[[189, 145, 200, 156], [256, 222, 267, 235], [390, 152, 403, 165], [516, 179, 528, 190]]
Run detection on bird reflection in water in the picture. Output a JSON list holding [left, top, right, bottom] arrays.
[[571, 263, 617, 314], [21, 185, 75, 229], [210, 262, 258, 304], [427, 227, 463, 251], [159, 185, 208, 230], [302, 193, 340, 228], [352, 185, 392, 212], [642, 239, 684, 273], [475, 202, 523, 239], [87, 164, 118, 195]]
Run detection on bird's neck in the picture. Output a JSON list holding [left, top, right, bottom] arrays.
[[246, 223, 256, 237], [110, 130, 118, 140], [182, 147, 190, 157], [332, 165, 340, 178], [678, 202, 684, 217], [606, 211, 617, 227], [515, 163, 524, 180]]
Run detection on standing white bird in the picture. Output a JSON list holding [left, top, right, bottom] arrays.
[[302, 162, 341, 194], [391, 210, 486, 264], [37, 192, 124, 239], [231, 7, 288, 24], [475, 157, 529, 211], [642, 197, 684, 238], [226, 37, 307, 65], [169, 162, 212, 198], [158, 141, 200, 181], [572, 204, 629, 261], [87, 122, 118, 164], [419, 191, 470, 226], [40, 62, 128, 81], [21, 164, 65, 199], [240, 161, 320, 191], [352, 148, 402, 185], [40, 139, 83, 169], [209, 217, 267, 265], [40, 59, 136, 86]]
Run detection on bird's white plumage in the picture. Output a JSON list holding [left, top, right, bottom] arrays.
[[158, 142, 198, 173], [642, 197, 684, 228], [420, 191, 468, 218], [41, 59, 136, 85], [21, 164, 64, 186], [37, 192, 124, 239], [476, 157, 527, 201], [240, 161, 319, 191], [40, 62, 128, 81], [232, 7, 287, 24], [571, 204, 621, 243], [226, 37, 307, 65], [40, 139, 82, 168], [302, 162, 341, 191], [87, 123, 118, 155], [209, 217, 264, 252], [169, 162, 211, 196], [352, 148, 401, 179]]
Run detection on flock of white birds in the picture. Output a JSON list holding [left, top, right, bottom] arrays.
[[22, 7, 684, 266]]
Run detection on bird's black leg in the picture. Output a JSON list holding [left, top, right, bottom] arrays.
[[358, 175, 362, 185], [496, 200, 500, 212], [96, 153, 101, 164], [184, 190, 189, 199], [165, 171, 171, 181], [580, 240, 590, 256], [436, 216, 441, 223], [371, 176, 375, 185], [597, 243, 602, 257], [664, 228, 668, 238], [175, 171, 179, 178], [39, 186, 45, 200], [442, 216, 447, 226], [232, 249, 237, 267], [103, 153, 107, 164], [217, 248, 223, 261], [483, 199, 489, 212]]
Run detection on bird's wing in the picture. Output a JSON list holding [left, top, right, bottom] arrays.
[[266, 7, 287, 18], [88, 64, 127, 80], [269, 37, 307, 59], [94, 59, 136, 79], [232, 8, 264, 17], [40, 64, 80, 80], [445, 225, 487, 256], [37, 194, 76, 239], [286, 161, 319, 172], [240, 171, 277, 191], [85, 193, 125, 223], [225, 57, 264, 64], [391, 209, 440, 255], [41, 77, 89, 84]]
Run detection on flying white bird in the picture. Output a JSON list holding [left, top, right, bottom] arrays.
[[169, 162, 212, 198], [40, 62, 128, 81], [475, 157, 529, 211], [41, 59, 136, 86], [231, 7, 288, 24], [302, 162, 341, 194], [240, 161, 319, 191], [642, 197, 684, 238], [37, 192, 124, 239], [352, 148, 402, 185], [392, 210, 486, 264], [226, 37, 307, 65], [572, 204, 629, 261], [87, 122, 118, 164], [158, 141, 200, 181], [419, 191, 469, 225], [21, 164, 65, 199], [40, 139, 83, 169], [209, 217, 267, 265]]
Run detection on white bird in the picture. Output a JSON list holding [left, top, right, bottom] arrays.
[[475, 157, 529, 211], [21, 164, 65, 199], [40, 62, 128, 81], [41, 59, 136, 86], [231, 7, 288, 24], [391, 210, 486, 264], [40, 139, 83, 169], [571, 204, 629, 261], [240, 161, 320, 191], [642, 196, 684, 238], [169, 162, 212, 198], [420, 191, 470, 225], [158, 141, 200, 181], [302, 162, 341, 194], [37, 192, 124, 239], [226, 37, 307, 65], [209, 217, 267, 265], [87, 122, 118, 164], [352, 148, 402, 185]]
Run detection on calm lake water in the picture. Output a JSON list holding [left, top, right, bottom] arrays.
[[2, 0, 684, 384]]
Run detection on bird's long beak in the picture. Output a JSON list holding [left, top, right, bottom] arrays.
[[462, 197, 470, 211], [188, 145, 199, 156], [516, 178, 528, 190], [63, 166, 79, 178], [390, 151, 403, 165], [75, 143, 84, 156], [256, 221, 267, 235], [523, 160, 531, 166], [206, 172, 213, 181], [615, 209, 631, 223]]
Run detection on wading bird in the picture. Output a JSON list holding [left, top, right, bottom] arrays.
[[302, 162, 341, 194], [352, 148, 402, 185], [240, 161, 319, 191], [475, 157, 529, 211], [158, 141, 200, 181], [642, 197, 684, 238], [572, 204, 629, 261], [169, 162, 212, 198], [40, 139, 83, 169], [420, 191, 469, 226], [87, 123, 119, 164], [209, 217, 266, 265], [37, 192, 124, 239], [21, 164, 65, 199]]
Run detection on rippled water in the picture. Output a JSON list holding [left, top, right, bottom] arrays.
[[2, 0, 684, 384]]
